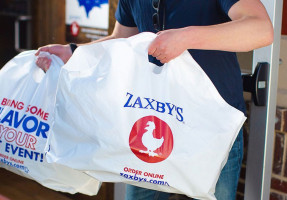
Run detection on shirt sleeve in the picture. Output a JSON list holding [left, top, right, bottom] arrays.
[[218, 0, 239, 15], [115, 0, 137, 27]]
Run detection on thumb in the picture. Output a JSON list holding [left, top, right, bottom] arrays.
[[148, 40, 157, 55], [35, 46, 50, 56]]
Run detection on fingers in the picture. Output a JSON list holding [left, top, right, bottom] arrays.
[[148, 46, 170, 64], [148, 43, 157, 56], [155, 54, 168, 63], [36, 56, 52, 72], [35, 46, 50, 56], [148, 34, 170, 64], [156, 56, 169, 64], [150, 52, 170, 64]]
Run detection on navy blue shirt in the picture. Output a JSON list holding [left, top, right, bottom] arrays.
[[115, 0, 246, 113]]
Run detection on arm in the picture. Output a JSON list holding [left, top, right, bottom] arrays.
[[35, 22, 138, 71], [148, 0, 274, 63]]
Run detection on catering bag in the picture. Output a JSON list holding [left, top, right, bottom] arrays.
[[45, 32, 246, 199], [0, 51, 101, 195]]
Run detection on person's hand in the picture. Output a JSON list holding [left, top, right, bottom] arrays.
[[35, 44, 72, 72], [148, 29, 188, 64]]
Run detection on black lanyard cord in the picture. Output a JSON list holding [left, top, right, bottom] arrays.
[[162, 0, 166, 30]]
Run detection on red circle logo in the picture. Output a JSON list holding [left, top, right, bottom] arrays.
[[70, 21, 80, 37], [129, 116, 173, 163]]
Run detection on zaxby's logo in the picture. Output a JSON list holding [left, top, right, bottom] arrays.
[[124, 92, 184, 122], [129, 116, 173, 163]]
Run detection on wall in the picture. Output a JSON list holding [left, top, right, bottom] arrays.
[[31, 0, 66, 47], [277, 36, 287, 108], [269, 107, 287, 199], [31, 0, 118, 47], [236, 105, 287, 200]]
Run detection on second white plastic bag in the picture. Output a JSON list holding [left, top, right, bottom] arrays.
[[0, 51, 101, 195]]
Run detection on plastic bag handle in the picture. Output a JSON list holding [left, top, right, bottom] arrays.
[[128, 32, 158, 52], [127, 32, 166, 67], [36, 51, 64, 72]]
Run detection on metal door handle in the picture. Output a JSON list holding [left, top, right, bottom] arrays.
[[242, 62, 269, 106], [14, 15, 31, 52]]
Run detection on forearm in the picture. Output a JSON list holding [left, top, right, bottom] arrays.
[[78, 21, 139, 46], [181, 16, 273, 52], [77, 35, 117, 46], [148, 0, 274, 63]]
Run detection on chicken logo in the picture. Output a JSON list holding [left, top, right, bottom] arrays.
[[139, 121, 164, 157], [129, 116, 173, 163]]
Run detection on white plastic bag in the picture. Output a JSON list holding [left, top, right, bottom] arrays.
[[0, 51, 101, 195], [45, 32, 246, 199]]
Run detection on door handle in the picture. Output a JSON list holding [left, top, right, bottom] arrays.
[[242, 62, 269, 106], [14, 15, 31, 52]]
